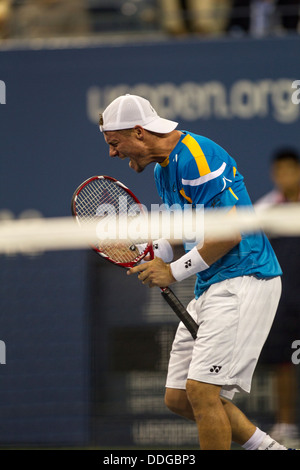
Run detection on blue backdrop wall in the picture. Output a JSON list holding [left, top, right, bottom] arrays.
[[0, 35, 299, 446], [1, 36, 300, 219]]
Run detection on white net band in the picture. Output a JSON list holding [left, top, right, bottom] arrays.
[[0, 204, 300, 255]]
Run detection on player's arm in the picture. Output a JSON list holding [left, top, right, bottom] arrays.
[[131, 152, 241, 286], [129, 206, 241, 287], [169, 205, 241, 284], [195, 205, 241, 266]]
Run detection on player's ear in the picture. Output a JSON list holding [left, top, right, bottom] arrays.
[[134, 125, 144, 140]]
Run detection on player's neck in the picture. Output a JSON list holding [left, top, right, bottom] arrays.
[[151, 130, 183, 164]]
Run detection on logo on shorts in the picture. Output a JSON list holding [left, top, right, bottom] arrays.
[[185, 259, 192, 268], [210, 365, 222, 373]]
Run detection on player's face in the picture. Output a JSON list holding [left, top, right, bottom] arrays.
[[104, 130, 148, 173]]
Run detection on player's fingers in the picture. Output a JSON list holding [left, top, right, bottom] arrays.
[[138, 270, 149, 283], [127, 263, 147, 276], [138, 268, 160, 287]]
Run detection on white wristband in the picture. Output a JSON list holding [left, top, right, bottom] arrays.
[[152, 238, 173, 263], [170, 246, 209, 282], [136, 239, 173, 264]]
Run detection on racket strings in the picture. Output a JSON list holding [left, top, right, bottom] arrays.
[[76, 179, 136, 219], [75, 178, 144, 264], [76, 180, 113, 223]]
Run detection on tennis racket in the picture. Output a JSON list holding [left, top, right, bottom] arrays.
[[71, 175, 198, 339]]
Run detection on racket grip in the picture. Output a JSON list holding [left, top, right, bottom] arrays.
[[161, 287, 198, 340]]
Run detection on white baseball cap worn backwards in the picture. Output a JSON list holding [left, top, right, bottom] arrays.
[[99, 94, 178, 134]]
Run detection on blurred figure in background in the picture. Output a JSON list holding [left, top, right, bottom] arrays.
[[228, 0, 300, 35], [256, 148, 300, 206], [255, 148, 300, 448], [9, 0, 91, 39], [227, 0, 251, 33], [251, 0, 275, 36], [276, 0, 300, 32], [159, 0, 232, 35], [0, 0, 12, 39], [227, 0, 275, 35]]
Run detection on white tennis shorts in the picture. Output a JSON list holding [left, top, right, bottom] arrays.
[[166, 275, 282, 400]]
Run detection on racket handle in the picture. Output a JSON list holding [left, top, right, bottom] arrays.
[[161, 287, 198, 340]]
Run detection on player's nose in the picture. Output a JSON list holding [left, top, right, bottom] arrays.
[[109, 147, 118, 158]]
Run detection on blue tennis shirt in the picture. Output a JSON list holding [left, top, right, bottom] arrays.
[[154, 131, 282, 298]]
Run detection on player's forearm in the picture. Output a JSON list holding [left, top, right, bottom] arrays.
[[170, 233, 241, 282], [199, 204, 242, 265], [197, 234, 242, 266], [170, 204, 242, 282]]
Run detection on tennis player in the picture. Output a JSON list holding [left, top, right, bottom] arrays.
[[99, 94, 287, 450]]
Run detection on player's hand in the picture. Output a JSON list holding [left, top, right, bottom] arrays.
[[127, 257, 176, 287]]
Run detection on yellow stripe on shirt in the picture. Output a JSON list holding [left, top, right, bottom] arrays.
[[229, 187, 239, 200], [182, 134, 211, 177], [160, 156, 169, 167], [179, 188, 192, 203]]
